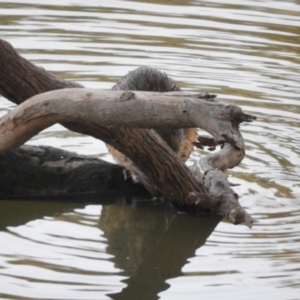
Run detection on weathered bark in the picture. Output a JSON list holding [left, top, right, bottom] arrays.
[[0, 39, 82, 105], [0, 38, 255, 227], [0, 88, 252, 151]]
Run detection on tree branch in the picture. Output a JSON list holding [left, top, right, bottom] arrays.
[[0, 39, 82, 104], [0, 88, 254, 151]]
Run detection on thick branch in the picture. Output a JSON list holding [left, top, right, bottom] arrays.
[[0, 88, 254, 152], [0, 39, 82, 104]]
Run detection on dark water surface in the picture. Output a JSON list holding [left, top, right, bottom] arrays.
[[0, 0, 300, 299]]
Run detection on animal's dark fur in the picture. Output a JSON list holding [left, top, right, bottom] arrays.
[[113, 66, 183, 153], [108, 67, 197, 195]]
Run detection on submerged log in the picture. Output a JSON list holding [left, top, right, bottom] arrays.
[[0, 38, 255, 227], [0, 145, 148, 199]]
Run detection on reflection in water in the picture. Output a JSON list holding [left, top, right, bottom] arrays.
[[0, 0, 300, 299], [99, 202, 220, 300], [0, 200, 85, 231], [0, 200, 220, 300]]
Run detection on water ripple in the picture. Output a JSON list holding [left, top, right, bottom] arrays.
[[0, 0, 300, 299]]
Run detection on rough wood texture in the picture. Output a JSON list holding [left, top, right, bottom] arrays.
[[0, 38, 256, 227], [0, 39, 83, 104], [0, 88, 252, 151]]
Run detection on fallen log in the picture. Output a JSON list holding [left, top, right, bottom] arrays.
[[0, 145, 148, 198], [0, 38, 255, 227]]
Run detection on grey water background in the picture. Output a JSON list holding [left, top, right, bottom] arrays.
[[0, 0, 300, 299]]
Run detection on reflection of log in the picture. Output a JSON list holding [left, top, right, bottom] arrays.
[[99, 202, 221, 300], [0, 198, 86, 231], [0, 198, 220, 299], [0, 39, 255, 227]]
